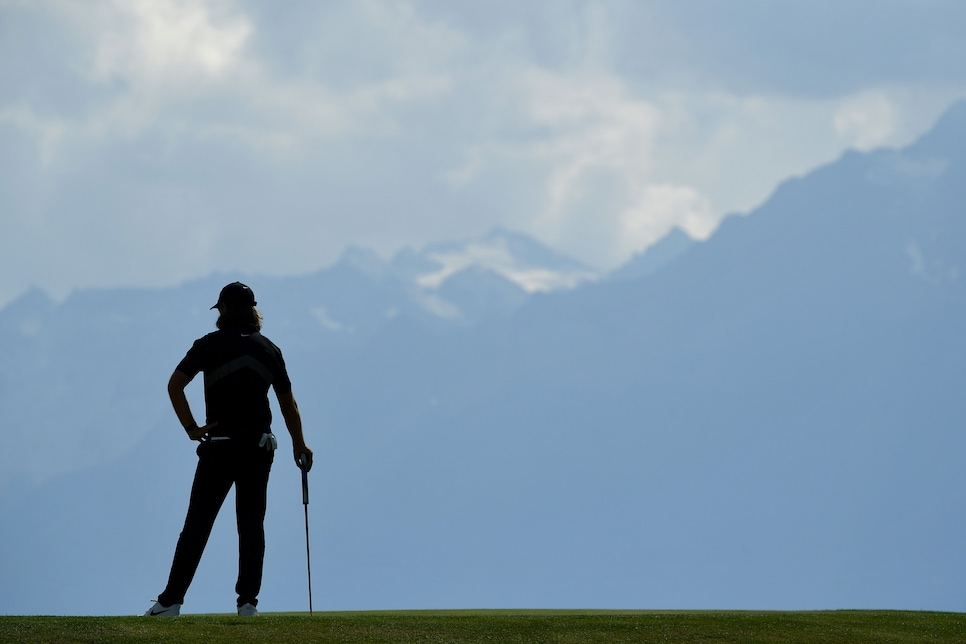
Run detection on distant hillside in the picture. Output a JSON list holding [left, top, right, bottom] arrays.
[[1, 102, 964, 616]]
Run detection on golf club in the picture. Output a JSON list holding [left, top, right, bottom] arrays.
[[299, 453, 313, 616]]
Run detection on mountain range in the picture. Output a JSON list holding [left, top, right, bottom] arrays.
[[1, 102, 965, 615]]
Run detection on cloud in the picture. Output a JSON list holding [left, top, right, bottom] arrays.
[[833, 91, 898, 151], [86, 0, 252, 83], [0, 105, 67, 167], [9, 1, 461, 159], [612, 1, 966, 96], [521, 69, 661, 214], [494, 66, 735, 266], [620, 184, 715, 256], [1, 0, 966, 307]]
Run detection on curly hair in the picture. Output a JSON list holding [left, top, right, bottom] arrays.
[[216, 305, 263, 332]]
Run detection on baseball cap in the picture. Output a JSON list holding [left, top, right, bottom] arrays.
[[211, 282, 257, 310]]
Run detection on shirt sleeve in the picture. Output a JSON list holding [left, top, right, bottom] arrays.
[[270, 342, 293, 395], [175, 337, 206, 379]]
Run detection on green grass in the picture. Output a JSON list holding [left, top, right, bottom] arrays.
[[1, 610, 964, 643]]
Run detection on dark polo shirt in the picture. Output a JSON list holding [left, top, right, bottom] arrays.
[[176, 328, 292, 440]]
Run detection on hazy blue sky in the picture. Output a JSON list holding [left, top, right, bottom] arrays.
[[3, 0, 966, 308]]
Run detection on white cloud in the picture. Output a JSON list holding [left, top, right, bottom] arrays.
[[0, 1, 259, 161], [1, 1, 965, 307], [465, 65, 670, 267], [311, 306, 352, 333], [834, 91, 898, 151], [87, 0, 252, 84], [16, 0, 462, 158], [521, 68, 661, 217], [620, 184, 715, 256]]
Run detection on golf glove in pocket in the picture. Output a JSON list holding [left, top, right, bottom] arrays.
[[259, 432, 277, 452]]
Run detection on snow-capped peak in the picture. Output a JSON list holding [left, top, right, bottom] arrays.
[[403, 229, 598, 294]]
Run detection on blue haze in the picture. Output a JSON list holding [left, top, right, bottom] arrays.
[[1, 104, 965, 614]]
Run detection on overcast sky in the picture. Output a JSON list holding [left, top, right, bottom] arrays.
[[2, 0, 965, 309]]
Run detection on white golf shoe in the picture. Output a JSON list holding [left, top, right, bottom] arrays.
[[237, 603, 258, 616], [144, 601, 181, 617]]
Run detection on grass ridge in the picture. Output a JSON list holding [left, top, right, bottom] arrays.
[[2, 609, 964, 643]]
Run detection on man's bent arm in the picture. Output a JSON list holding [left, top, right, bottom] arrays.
[[277, 390, 313, 469], [168, 370, 212, 440]]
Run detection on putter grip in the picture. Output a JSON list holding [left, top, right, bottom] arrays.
[[300, 454, 309, 505]]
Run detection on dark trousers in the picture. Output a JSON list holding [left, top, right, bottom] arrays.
[[159, 438, 274, 608]]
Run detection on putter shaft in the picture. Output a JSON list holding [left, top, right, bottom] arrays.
[[300, 455, 313, 616]]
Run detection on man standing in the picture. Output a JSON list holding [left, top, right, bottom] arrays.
[[145, 282, 313, 617]]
